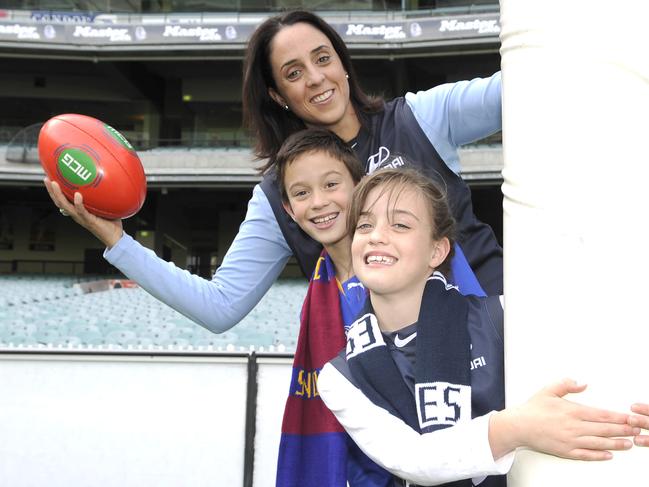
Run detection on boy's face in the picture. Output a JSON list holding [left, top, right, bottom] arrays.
[[351, 185, 447, 299], [282, 150, 355, 248]]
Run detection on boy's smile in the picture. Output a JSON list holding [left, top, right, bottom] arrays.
[[312, 211, 340, 228]]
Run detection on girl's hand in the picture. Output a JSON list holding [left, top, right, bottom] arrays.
[[629, 403, 649, 446], [44, 177, 123, 248], [490, 378, 638, 461]]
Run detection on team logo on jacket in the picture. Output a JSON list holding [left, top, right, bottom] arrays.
[[346, 313, 384, 358], [415, 381, 471, 429], [367, 146, 406, 174]]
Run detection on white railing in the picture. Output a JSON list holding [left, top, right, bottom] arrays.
[[0, 350, 293, 487]]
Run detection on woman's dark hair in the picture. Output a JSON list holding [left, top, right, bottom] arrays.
[[347, 167, 457, 276], [242, 10, 383, 171], [274, 128, 364, 203]]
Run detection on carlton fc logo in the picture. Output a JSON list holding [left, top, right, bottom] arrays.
[[367, 146, 406, 174]]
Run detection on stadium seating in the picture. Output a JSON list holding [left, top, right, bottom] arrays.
[[0, 274, 307, 352]]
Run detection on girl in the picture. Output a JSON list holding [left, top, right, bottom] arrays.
[[317, 168, 646, 487]]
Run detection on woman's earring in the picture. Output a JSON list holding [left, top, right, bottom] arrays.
[[284, 104, 289, 111], [345, 74, 349, 80]]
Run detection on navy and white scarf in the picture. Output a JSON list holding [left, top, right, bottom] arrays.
[[346, 272, 472, 487]]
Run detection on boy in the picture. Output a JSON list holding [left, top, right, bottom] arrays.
[[273, 128, 391, 486]]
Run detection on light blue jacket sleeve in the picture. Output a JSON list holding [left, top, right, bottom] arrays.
[[405, 72, 502, 174], [103, 184, 292, 333]]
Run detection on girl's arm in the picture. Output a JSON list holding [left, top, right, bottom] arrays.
[[319, 365, 637, 486], [489, 379, 635, 460], [405, 72, 502, 174], [629, 403, 649, 446], [45, 178, 292, 333]]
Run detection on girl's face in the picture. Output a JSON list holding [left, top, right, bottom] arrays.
[[268, 22, 360, 141], [283, 150, 355, 248], [351, 185, 449, 299]]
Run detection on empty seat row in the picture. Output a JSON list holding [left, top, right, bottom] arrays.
[[0, 276, 306, 353]]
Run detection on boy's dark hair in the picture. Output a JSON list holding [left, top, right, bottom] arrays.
[[347, 167, 457, 275], [242, 10, 383, 172], [275, 128, 364, 203]]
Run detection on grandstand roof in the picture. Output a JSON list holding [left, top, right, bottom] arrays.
[[0, 8, 500, 61], [0, 144, 503, 187]]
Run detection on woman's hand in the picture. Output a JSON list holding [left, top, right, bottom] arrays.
[[44, 177, 123, 248], [490, 378, 638, 461], [629, 403, 649, 446]]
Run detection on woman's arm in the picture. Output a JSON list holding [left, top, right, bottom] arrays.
[[405, 72, 502, 174], [45, 178, 292, 333]]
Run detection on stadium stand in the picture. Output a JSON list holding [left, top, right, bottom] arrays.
[[0, 275, 306, 351], [0, 2, 504, 287], [0, 3, 506, 486], [0, 2, 505, 354]]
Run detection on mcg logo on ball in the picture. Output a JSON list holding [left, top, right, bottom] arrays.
[[55, 145, 103, 189]]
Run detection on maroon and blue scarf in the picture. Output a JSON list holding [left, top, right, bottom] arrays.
[[275, 252, 349, 486]]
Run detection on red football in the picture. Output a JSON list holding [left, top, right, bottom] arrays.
[[38, 113, 146, 219]]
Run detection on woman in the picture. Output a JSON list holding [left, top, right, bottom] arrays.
[[45, 10, 502, 333]]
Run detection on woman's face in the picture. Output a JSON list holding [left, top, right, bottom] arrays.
[[268, 22, 360, 141]]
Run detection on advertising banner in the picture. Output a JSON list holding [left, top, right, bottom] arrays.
[[0, 13, 499, 51]]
